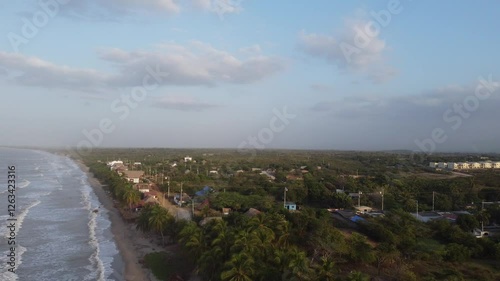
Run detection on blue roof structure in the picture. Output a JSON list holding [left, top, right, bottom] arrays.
[[195, 186, 212, 197], [350, 215, 365, 223]]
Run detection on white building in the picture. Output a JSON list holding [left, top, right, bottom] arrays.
[[107, 160, 123, 167], [184, 156, 193, 162], [447, 162, 458, 170], [123, 170, 144, 184], [481, 162, 493, 169], [471, 162, 481, 169], [437, 162, 447, 169]]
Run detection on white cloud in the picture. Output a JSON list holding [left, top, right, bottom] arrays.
[[38, 0, 182, 21], [191, 0, 243, 17], [101, 41, 284, 86], [299, 17, 396, 83], [0, 42, 284, 92], [0, 51, 109, 91]]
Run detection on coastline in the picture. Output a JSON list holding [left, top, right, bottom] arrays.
[[76, 160, 159, 281]]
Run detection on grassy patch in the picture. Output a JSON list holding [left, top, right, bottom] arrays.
[[416, 238, 445, 253], [144, 252, 171, 281], [144, 251, 195, 281]]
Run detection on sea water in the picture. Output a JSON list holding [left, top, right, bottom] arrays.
[[0, 148, 123, 281]]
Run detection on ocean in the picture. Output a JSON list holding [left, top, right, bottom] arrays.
[[0, 148, 123, 281]]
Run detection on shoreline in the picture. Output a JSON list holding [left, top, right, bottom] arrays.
[[76, 160, 158, 281]]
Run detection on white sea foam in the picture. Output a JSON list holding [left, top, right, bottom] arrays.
[[81, 184, 106, 281], [1, 149, 119, 280], [3, 200, 40, 239], [0, 246, 27, 281], [18, 180, 30, 189]]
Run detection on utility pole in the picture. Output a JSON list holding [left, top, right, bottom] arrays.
[[180, 182, 183, 208], [167, 178, 170, 199], [432, 191, 435, 212], [482, 200, 485, 232], [358, 191, 362, 207], [416, 200, 419, 219], [380, 190, 384, 211], [284, 187, 288, 208]]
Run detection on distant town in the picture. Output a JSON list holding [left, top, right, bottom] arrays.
[[65, 148, 500, 281]]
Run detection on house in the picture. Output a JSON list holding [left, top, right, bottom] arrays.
[[354, 206, 373, 214], [171, 162, 178, 167], [107, 160, 123, 167], [134, 183, 151, 193], [184, 156, 193, 162], [245, 208, 261, 217], [209, 170, 219, 175], [447, 162, 458, 170], [482, 162, 493, 169], [437, 162, 447, 169], [144, 191, 158, 199], [144, 196, 159, 205], [495, 162, 500, 169], [348, 193, 361, 199], [260, 171, 276, 181], [133, 162, 142, 166], [222, 208, 231, 216], [284, 202, 297, 211], [473, 229, 490, 238], [413, 211, 442, 222], [108, 160, 126, 171], [471, 162, 481, 169], [174, 193, 191, 206], [123, 170, 144, 184], [195, 186, 213, 197]]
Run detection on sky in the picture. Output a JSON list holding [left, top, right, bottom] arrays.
[[1, 0, 500, 154]]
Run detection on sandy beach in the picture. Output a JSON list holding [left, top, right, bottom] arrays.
[[76, 161, 160, 281]]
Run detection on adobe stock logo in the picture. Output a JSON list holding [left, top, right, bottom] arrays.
[[414, 75, 499, 155], [8, 0, 71, 53], [238, 106, 296, 159], [340, 0, 408, 64]]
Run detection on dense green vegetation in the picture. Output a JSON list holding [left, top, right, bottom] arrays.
[[74, 149, 500, 280]]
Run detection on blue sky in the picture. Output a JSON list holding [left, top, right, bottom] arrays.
[[1, 0, 500, 153]]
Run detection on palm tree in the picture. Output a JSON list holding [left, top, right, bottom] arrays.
[[231, 230, 252, 254], [136, 204, 155, 233], [122, 187, 140, 210], [220, 253, 254, 281], [211, 220, 233, 261], [314, 256, 336, 281], [179, 222, 205, 257], [148, 204, 173, 246], [283, 246, 310, 281]]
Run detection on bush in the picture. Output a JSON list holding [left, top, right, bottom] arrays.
[[444, 243, 471, 262]]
